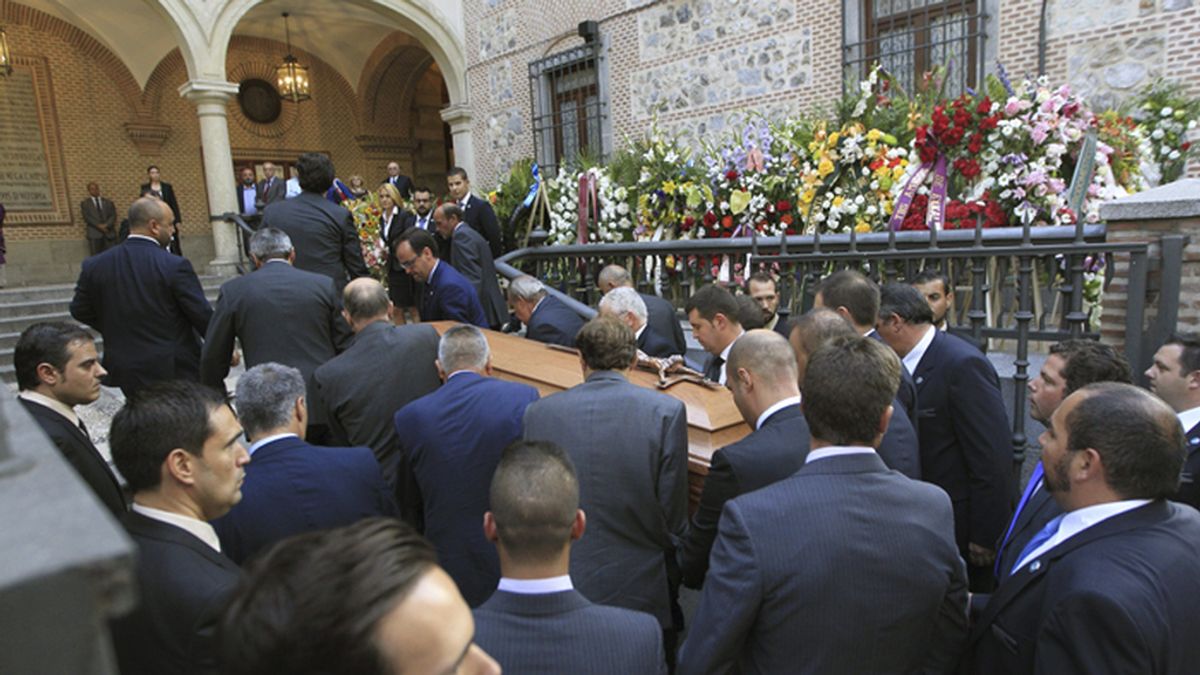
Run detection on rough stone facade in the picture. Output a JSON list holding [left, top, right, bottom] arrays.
[[466, 0, 1200, 188]]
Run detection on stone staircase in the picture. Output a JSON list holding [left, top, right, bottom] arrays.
[[0, 276, 228, 384]]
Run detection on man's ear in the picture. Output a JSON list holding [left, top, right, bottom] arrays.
[[295, 396, 308, 426], [1073, 447, 1103, 484], [483, 511, 499, 543], [1186, 369, 1200, 391], [570, 509, 586, 541], [483, 355, 494, 377], [164, 448, 198, 486], [34, 362, 60, 388]]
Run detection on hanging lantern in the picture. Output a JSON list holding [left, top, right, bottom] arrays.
[[274, 13, 309, 103], [0, 26, 14, 77]]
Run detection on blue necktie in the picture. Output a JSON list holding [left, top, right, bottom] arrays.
[[995, 462, 1045, 577], [1011, 513, 1065, 574]]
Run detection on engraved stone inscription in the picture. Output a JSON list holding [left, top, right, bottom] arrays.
[[0, 70, 54, 210]]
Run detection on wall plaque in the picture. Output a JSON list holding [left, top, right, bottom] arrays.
[[0, 56, 70, 224]]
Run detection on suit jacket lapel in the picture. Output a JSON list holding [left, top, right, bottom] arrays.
[[21, 399, 123, 494]]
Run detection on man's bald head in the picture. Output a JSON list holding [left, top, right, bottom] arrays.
[[597, 264, 632, 293], [790, 308, 859, 386], [727, 329, 798, 388], [342, 278, 390, 324]]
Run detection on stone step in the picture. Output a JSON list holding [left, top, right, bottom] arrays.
[[0, 277, 229, 384]]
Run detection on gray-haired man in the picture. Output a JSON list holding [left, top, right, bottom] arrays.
[[201, 227, 351, 444], [212, 363, 396, 564], [600, 287, 678, 358], [508, 275, 585, 348]]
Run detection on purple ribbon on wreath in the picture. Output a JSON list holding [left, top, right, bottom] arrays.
[[888, 154, 949, 231]]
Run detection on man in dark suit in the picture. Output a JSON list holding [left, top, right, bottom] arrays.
[[747, 272, 791, 338], [877, 283, 1013, 590], [991, 340, 1131, 584], [967, 383, 1200, 674], [600, 287, 678, 358], [435, 203, 507, 329], [200, 227, 351, 443], [523, 316, 689, 653], [509, 275, 586, 348], [476, 440, 666, 673], [236, 166, 260, 218], [793, 308, 921, 479], [397, 228, 488, 327], [447, 166, 502, 258], [382, 161, 414, 201], [678, 330, 806, 588], [814, 268, 920, 433], [598, 264, 687, 357], [219, 518, 501, 675], [1145, 332, 1200, 511], [313, 278, 441, 521], [80, 182, 117, 256], [256, 162, 285, 206], [260, 152, 369, 293], [108, 381, 248, 675], [679, 336, 968, 675], [394, 325, 539, 606], [70, 196, 212, 399], [14, 322, 125, 516], [212, 364, 396, 565], [686, 284, 744, 385]]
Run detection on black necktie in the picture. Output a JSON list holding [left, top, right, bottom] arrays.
[[94, 197, 101, 211], [705, 356, 725, 383]]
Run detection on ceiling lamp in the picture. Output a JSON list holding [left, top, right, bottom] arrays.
[[275, 13, 310, 103], [0, 26, 13, 77]]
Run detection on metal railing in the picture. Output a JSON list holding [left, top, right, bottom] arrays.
[[497, 221, 1183, 467]]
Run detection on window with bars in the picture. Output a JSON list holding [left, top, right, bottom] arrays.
[[529, 40, 608, 177], [844, 0, 986, 98]]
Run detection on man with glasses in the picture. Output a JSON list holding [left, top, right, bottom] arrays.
[[395, 229, 487, 328]]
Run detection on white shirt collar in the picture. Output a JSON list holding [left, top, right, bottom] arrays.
[[634, 323, 646, 341], [126, 233, 161, 246], [1012, 499, 1152, 573], [447, 369, 479, 380], [529, 296, 546, 316], [131, 502, 222, 552], [902, 325, 937, 375], [459, 195, 470, 208], [247, 432, 297, 457], [805, 445, 876, 464], [716, 330, 746, 386], [497, 575, 573, 594], [18, 391, 79, 427], [428, 259, 440, 281], [755, 395, 801, 430], [1177, 406, 1200, 435]]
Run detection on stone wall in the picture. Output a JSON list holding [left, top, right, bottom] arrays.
[[468, 0, 1200, 189]]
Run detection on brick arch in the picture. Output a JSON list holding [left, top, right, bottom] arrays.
[[358, 32, 437, 130], [1, 0, 148, 118]]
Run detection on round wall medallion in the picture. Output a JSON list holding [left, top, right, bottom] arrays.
[[238, 79, 282, 124]]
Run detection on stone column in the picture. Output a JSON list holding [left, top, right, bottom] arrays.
[[179, 80, 241, 275], [441, 103, 475, 179]]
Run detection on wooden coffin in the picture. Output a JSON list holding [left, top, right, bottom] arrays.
[[428, 322, 750, 511]]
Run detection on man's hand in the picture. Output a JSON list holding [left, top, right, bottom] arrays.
[[968, 543, 996, 567]]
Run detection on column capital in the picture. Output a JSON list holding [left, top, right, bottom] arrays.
[[440, 103, 473, 130], [178, 79, 239, 104]]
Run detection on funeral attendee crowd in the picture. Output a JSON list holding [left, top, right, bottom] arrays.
[[18, 152, 1199, 674]]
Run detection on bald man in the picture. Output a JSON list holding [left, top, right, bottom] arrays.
[[678, 330, 809, 588], [791, 308, 921, 479]]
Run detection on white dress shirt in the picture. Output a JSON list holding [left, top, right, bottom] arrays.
[[497, 575, 573, 594], [755, 395, 801, 430], [1178, 406, 1200, 435], [18, 391, 80, 427], [414, 212, 432, 232], [126, 233, 161, 246], [132, 503, 222, 552], [716, 330, 746, 386], [240, 185, 258, 215], [380, 206, 399, 241], [1011, 499, 1152, 573], [902, 325, 938, 375], [805, 445, 876, 464], [247, 432, 297, 457]]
